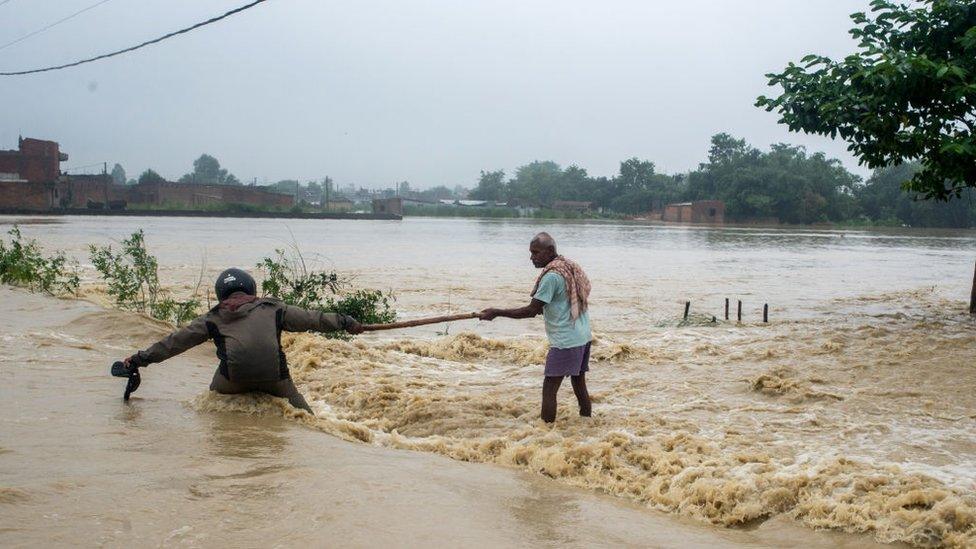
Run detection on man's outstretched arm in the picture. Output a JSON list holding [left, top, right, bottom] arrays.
[[125, 316, 210, 367], [479, 298, 545, 321], [280, 304, 364, 334]]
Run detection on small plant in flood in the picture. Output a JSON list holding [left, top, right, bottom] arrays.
[[257, 247, 395, 338], [0, 226, 80, 296], [89, 229, 201, 325]]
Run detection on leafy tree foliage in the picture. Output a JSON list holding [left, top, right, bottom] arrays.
[[137, 169, 167, 186], [687, 134, 860, 223], [414, 185, 457, 201], [110, 163, 127, 186], [756, 0, 976, 200], [0, 226, 79, 296], [857, 162, 976, 227], [469, 170, 507, 201], [178, 154, 241, 186]]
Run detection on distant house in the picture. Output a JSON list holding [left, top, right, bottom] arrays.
[[372, 197, 403, 216], [662, 200, 724, 224], [323, 197, 354, 212], [552, 200, 592, 213]]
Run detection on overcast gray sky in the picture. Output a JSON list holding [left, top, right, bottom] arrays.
[[1, 0, 873, 188]]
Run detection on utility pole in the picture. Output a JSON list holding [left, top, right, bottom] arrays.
[[324, 176, 331, 211]]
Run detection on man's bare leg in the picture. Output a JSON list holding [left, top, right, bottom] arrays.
[[570, 373, 591, 417], [541, 376, 563, 423]]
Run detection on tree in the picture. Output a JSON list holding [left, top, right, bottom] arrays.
[[137, 169, 167, 186], [686, 134, 860, 223], [266, 179, 301, 195], [470, 170, 507, 201], [756, 0, 976, 200], [617, 158, 656, 192], [510, 161, 563, 205], [110, 163, 127, 186], [416, 185, 457, 201], [857, 163, 976, 227], [178, 154, 241, 186]]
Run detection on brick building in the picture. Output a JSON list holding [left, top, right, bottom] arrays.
[[0, 137, 66, 184], [0, 137, 294, 212], [372, 197, 403, 216], [127, 181, 294, 209], [662, 200, 725, 224]]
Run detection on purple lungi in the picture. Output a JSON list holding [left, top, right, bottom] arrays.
[[544, 342, 591, 377]]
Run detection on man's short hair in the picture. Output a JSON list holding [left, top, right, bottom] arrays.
[[531, 232, 556, 250]]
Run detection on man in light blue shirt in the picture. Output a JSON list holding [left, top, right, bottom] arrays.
[[479, 232, 592, 423]]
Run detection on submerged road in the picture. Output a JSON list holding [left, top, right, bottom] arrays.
[[0, 287, 898, 548]]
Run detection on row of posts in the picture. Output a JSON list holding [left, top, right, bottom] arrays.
[[680, 260, 976, 322], [683, 299, 768, 323]]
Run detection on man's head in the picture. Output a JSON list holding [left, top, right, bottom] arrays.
[[215, 268, 257, 301], [529, 232, 558, 268]]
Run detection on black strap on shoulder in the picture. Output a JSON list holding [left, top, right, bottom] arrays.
[[206, 321, 230, 380], [275, 308, 290, 380]]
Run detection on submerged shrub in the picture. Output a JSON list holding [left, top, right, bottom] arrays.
[[89, 229, 200, 325], [0, 226, 79, 295], [257, 247, 395, 337]]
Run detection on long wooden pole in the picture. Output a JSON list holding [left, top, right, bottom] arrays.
[[970, 259, 976, 315], [363, 312, 479, 332]]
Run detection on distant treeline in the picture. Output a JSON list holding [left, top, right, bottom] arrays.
[[115, 133, 976, 228], [468, 133, 976, 228]]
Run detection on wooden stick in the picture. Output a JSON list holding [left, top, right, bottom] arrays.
[[970, 259, 975, 315], [763, 303, 769, 323], [683, 301, 690, 320], [737, 300, 742, 322], [362, 312, 479, 332], [724, 298, 729, 320]]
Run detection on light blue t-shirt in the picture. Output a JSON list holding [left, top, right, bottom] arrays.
[[532, 271, 592, 349]]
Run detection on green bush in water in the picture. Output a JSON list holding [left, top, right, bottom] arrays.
[[256, 247, 395, 338], [0, 226, 80, 296], [89, 229, 201, 326]]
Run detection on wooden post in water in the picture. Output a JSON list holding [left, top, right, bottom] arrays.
[[971, 260, 976, 315], [724, 298, 729, 320], [763, 303, 769, 323], [683, 301, 690, 320], [737, 300, 742, 322]]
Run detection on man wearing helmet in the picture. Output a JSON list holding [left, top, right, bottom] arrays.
[[118, 267, 363, 414]]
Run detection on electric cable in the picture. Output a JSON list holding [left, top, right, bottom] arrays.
[[0, 0, 113, 52], [1, 0, 268, 76]]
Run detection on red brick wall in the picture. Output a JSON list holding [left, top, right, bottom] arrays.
[[0, 181, 54, 210], [63, 176, 111, 208], [663, 201, 725, 223], [690, 201, 725, 224], [0, 178, 294, 211], [0, 138, 62, 183], [129, 182, 294, 209]]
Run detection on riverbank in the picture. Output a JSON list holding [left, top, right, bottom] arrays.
[[0, 208, 401, 221]]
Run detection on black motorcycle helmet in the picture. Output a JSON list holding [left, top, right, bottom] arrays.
[[215, 268, 257, 301]]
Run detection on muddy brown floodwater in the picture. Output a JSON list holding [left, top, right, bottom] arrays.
[[1, 215, 974, 547]]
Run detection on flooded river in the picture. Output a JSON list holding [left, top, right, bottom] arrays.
[[1, 215, 974, 547]]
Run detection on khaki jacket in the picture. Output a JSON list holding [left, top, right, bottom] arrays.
[[133, 298, 348, 383]]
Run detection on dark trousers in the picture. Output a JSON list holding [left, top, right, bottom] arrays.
[[209, 370, 313, 414], [541, 373, 591, 423]]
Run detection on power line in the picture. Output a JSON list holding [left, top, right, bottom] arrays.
[[0, 0, 15, 7], [0, 0, 268, 76], [0, 0, 113, 52]]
